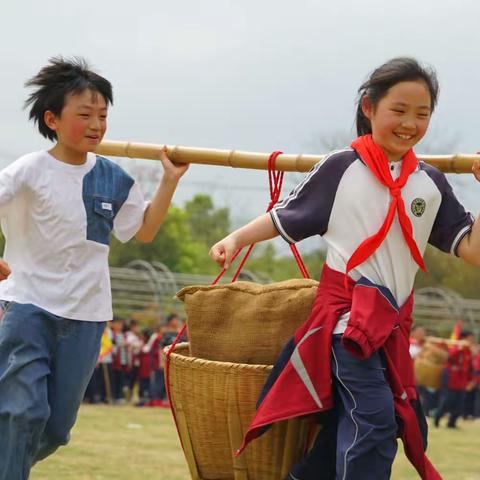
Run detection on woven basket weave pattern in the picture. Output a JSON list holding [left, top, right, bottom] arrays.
[[167, 343, 309, 480]]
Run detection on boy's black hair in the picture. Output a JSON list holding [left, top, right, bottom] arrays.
[[355, 57, 439, 136], [460, 330, 474, 339], [166, 313, 181, 324], [24, 56, 113, 141], [141, 327, 152, 339]]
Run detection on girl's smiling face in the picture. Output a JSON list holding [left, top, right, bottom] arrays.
[[362, 80, 432, 162]]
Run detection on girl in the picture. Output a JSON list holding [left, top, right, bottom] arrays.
[[210, 57, 480, 479]]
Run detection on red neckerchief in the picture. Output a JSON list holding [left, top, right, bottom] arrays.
[[347, 134, 426, 283]]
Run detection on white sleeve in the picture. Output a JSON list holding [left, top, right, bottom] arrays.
[[0, 158, 28, 217], [113, 181, 147, 243]]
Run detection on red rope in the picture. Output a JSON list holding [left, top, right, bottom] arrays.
[[228, 151, 310, 280], [290, 243, 310, 279], [231, 244, 255, 283], [165, 150, 311, 453]]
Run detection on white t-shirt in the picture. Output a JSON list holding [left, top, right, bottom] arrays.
[[0, 151, 146, 321], [271, 148, 474, 333]]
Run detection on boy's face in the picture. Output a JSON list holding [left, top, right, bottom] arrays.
[[412, 326, 426, 342], [45, 89, 108, 153], [362, 80, 432, 162], [168, 317, 182, 330]]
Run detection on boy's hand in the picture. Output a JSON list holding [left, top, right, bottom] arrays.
[[209, 236, 237, 270], [159, 146, 189, 181], [0, 259, 11, 281], [473, 159, 480, 182]]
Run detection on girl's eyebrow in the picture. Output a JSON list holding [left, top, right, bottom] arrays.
[[392, 101, 431, 110]]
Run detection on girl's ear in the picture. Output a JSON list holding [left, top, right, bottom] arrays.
[[44, 111, 58, 132], [361, 96, 373, 121]]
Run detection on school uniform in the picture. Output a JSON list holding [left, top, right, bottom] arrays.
[[0, 151, 146, 478], [137, 343, 153, 403], [472, 353, 480, 418], [240, 145, 472, 479], [112, 331, 129, 402], [434, 345, 472, 428]]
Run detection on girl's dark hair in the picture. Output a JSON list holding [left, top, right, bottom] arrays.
[[24, 56, 113, 141], [356, 57, 439, 136]]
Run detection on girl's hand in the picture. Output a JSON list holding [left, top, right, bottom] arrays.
[[209, 236, 237, 270], [158, 146, 189, 181], [0, 259, 11, 281], [473, 159, 480, 182]]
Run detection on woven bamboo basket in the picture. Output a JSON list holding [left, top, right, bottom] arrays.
[[166, 343, 310, 480]]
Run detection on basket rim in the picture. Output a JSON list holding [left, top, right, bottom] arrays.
[[164, 342, 274, 371]]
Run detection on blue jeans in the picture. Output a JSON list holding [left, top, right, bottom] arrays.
[[0, 302, 105, 480]]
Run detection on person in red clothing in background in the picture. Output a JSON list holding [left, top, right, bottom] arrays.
[[462, 333, 479, 419], [410, 325, 427, 359], [125, 320, 142, 399], [434, 331, 474, 428], [111, 317, 129, 404], [135, 328, 153, 406], [472, 342, 480, 418], [145, 321, 166, 406]]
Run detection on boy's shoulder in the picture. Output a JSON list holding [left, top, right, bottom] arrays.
[[14, 150, 46, 166], [93, 155, 134, 180], [1, 150, 47, 176]]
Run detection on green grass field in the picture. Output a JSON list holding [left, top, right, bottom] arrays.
[[30, 405, 480, 480]]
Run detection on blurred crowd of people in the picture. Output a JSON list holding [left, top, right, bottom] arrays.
[[82, 313, 480, 428], [84, 313, 187, 407], [409, 325, 480, 429]]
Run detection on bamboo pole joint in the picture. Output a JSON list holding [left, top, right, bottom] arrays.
[[96, 140, 479, 174]]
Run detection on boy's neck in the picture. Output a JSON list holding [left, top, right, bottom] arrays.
[[48, 143, 89, 165]]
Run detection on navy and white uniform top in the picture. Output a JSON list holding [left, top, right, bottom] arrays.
[[0, 151, 146, 322], [271, 148, 474, 333]]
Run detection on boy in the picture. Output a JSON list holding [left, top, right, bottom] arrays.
[[0, 57, 188, 479]]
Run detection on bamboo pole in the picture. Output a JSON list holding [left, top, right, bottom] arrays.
[[96, 140, 479, 174], [426, 336, 470, 347]]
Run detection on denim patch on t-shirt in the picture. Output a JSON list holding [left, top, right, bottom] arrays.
[[82, 156, 134, 245]]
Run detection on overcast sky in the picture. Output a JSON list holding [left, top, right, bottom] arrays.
[[1, 0, 479, 253]]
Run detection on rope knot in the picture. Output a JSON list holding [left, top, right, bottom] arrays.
[[390, 187, 401, 197]]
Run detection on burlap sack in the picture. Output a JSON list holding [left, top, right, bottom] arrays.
[[414, 341, 448, 389], [176, 279, 319, 364], [421, 342, 448, 365]]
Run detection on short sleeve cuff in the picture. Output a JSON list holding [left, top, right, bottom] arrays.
[[113, 199, 149, 243], [270, 209, 297, 244], [451, 215, 474, 256]]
